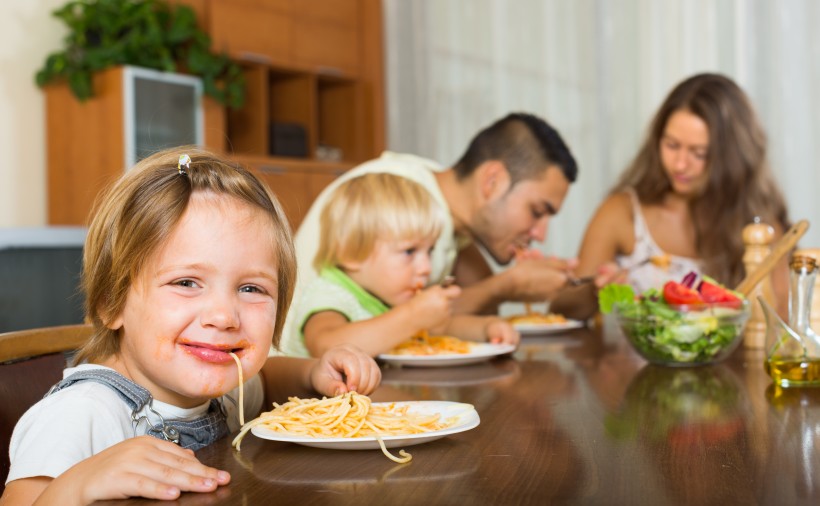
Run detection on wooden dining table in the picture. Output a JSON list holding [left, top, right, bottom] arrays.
[[101, 318, 820, 505]]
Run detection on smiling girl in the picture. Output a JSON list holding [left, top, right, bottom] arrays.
[[1, 149, 381, 505]]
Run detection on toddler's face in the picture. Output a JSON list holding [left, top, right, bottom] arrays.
[[107, 192, 280, 408], [346, 236, 436, 306]]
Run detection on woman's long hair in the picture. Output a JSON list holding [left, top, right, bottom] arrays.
[[613, 73, 790, 286]]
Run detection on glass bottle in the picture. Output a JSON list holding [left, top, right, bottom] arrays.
[[763, 255, 820, 386]]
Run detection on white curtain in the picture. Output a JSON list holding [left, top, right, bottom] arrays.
[[383, 0, 820, 259]]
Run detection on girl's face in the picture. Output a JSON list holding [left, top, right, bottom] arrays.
[[344, 236, 436, 306], [660, 109, 710, 198], [106, 192, 280, 408]]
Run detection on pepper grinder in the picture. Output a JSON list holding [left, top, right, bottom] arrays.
[[742, 219, 777, 348]]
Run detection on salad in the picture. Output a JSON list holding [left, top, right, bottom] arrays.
[[599, 273, 749, 364], [606, 365, 746, 448]]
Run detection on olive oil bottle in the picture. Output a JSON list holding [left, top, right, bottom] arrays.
[[763, 255, 820, 386]]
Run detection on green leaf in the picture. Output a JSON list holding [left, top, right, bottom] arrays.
[[35, 0, 245, 106], [598, 284, 636, 314]]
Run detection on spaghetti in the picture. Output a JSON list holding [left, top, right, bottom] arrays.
[[387, 334, 473, 356], [231, 392, 452, 462], [507, 312, 568, 325], [228, 352, 244, 426]]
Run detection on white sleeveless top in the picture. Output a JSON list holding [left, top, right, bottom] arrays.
[[615, 188, 703, 294]]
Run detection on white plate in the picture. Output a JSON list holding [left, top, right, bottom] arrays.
[[377, 343, 516, 368], [513, 319, 585, 335], [251, 401, 479, 450]]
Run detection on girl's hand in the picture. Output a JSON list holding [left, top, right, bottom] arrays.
[[485, 318, 520, 346], [407, 285, 461, 331], [42, 436, 230, 504], [311, 344, 382, 396]]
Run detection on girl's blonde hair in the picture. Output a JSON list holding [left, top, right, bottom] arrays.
[[74, 147, 296, 364], [314, 173, 445, 271]]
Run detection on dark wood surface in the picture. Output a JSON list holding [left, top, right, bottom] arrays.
[[99, 319, 820, 505]]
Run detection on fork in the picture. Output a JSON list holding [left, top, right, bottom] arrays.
[[567, 254, 671, 286]]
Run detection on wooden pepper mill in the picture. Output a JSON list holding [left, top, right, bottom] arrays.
[[742, 219, 777, 348]]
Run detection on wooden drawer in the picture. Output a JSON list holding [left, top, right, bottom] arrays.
[[291, 0, 359, 27], [250, 160, 344, 230], [209, 0, 292, 65], [292, 19, 360, 75]]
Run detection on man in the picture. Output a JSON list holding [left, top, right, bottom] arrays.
[[282, 113, 582, 352]]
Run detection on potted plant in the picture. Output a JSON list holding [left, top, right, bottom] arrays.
[[35, 0, 245, 108]]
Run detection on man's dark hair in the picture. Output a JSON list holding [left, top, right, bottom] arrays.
[[452, 112, 578, 185]]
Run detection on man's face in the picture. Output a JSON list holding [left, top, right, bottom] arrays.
[[471, 165, 570, 265]]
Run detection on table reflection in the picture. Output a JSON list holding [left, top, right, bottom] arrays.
[[98, 325, 820, 505]]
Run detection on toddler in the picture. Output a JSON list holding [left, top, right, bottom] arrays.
[[280, 172, 519, 358]]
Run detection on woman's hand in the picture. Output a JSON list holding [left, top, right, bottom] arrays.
[[310, 344, 382, 396], [590, 261, 628, 289]]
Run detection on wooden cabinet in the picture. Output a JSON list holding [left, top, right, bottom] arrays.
[[238, 155, 346, 229], [46, 0, 384, 230]]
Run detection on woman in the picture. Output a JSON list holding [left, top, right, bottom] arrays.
[[552, 73, 790, 320]]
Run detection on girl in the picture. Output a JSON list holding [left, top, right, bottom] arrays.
[[280, 173, 519, 358], [1, 148, 381, 505], [551, 73, 790, 319]]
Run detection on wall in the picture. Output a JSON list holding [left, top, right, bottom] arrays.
[[385, 0, 820, 255], [0, 1, 66, 227]]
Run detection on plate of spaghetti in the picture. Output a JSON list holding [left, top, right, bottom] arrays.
[[507, 312, 584, 335], [378, 339, 516, 368], [234, 393, 479, 463]]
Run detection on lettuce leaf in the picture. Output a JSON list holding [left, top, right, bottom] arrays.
[[598, 284, 636, 314]]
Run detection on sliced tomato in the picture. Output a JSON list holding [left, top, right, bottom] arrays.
[[663, 281, 704, 305], [698, 280, 740, 304]]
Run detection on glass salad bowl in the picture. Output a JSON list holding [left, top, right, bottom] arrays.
[[613, 300, 750, 366]]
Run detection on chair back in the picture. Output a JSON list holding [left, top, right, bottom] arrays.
[[0, 324, 93, 491]]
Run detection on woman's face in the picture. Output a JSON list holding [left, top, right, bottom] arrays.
[[660, 109, 710, 198]]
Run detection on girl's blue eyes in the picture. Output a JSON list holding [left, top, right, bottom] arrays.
[[172, 280, 265, 294]]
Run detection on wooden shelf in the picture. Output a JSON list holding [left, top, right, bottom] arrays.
[[46, 0, 384, 230]]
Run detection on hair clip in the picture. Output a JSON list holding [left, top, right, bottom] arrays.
[[178, 154, 191, 176]]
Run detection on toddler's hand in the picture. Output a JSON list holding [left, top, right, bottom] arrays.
[[485, 317, 520, 346], [311, 344, 382, 396], [408, 285, 461, 331], [49, 436, 230, 504]]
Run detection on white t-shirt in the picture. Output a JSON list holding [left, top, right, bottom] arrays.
[[615, 188, 703, 293], [6, 364, 263, 484], [278, 152, 458, 355]]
